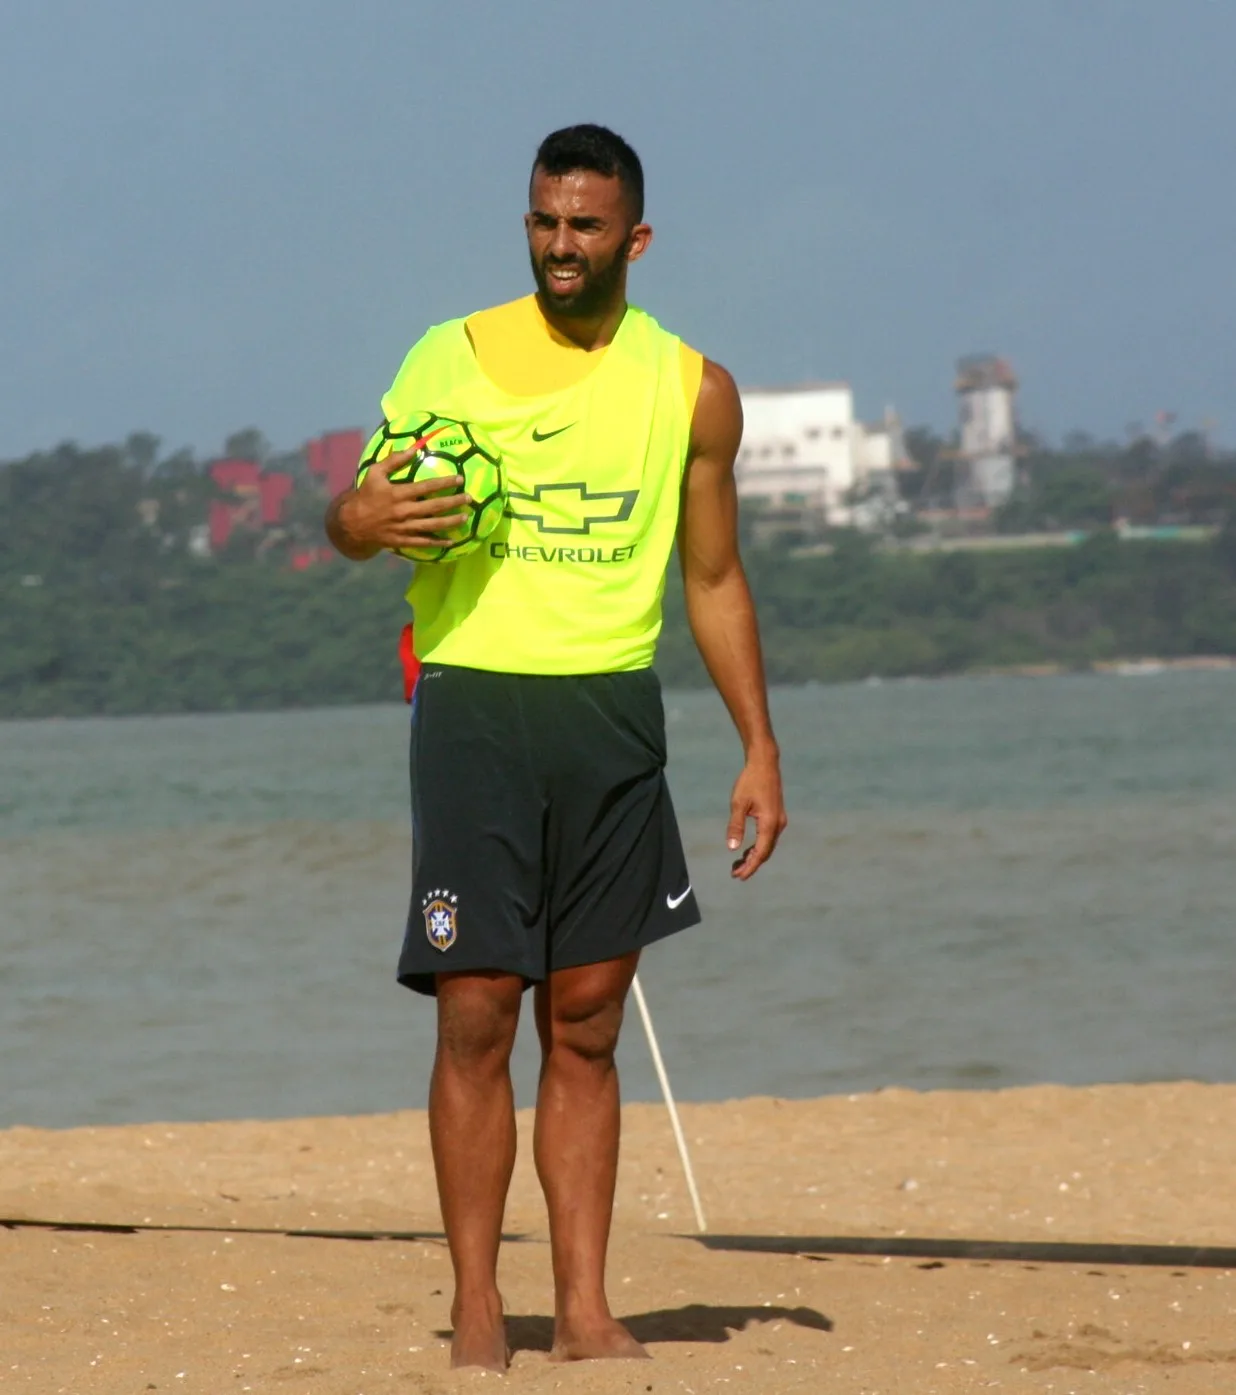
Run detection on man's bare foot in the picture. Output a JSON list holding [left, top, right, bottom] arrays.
[[450, 1297, 509, 1372], [550, 1315, 650, 1363]]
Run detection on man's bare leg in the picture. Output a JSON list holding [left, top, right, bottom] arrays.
[[430, 970, 523, 1371], [533, 952, 650, 1362]]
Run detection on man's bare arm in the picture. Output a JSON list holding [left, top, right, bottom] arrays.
[[679, 359, 787, 879], [324, 449, 471, 561]]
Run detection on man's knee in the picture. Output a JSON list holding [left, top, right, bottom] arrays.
[[436, 972, 522, 1069], [544, 956, 638, 1065], [548, 991, 626, 1065]]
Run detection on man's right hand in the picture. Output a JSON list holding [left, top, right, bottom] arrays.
[[325, 449, 470, 561]]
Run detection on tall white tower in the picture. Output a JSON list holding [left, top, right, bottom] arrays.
[[955, 355, 1018, 509]]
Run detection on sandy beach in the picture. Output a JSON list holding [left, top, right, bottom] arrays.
[[4, 1083, 1236, 1393]]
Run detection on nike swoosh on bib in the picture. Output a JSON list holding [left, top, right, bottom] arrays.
[[531, 423, 575, 442], [666, 885, 693, 910]]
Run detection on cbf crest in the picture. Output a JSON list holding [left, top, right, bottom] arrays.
[[422, 889, 459, 952]]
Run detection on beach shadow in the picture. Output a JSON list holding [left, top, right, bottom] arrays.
[[692, 1234, 1236, 1271], [0, 1216, 465, 1245], [436, 1304, 833, 1353]]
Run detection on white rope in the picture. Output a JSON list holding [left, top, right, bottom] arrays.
[[630, 971, 707, 1234]]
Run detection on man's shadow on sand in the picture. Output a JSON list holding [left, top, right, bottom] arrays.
[[437, 1304, 833, 1352]]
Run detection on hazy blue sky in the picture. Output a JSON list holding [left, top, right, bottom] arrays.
[[2, 0, 1232, 460]]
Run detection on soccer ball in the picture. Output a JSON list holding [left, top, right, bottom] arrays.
[[355, 410, 505, 563]]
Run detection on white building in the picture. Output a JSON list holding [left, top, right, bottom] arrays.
[[735, 383, 907, 531], [850, 407, 909, 530], [955, 355, 1018, 509]]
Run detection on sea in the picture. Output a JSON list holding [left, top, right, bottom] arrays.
[[4, 671, 1236, 1130]]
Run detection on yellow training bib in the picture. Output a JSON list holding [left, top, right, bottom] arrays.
[[378, 299, 699, 674]]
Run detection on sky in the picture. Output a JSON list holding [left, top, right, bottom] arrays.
[[2, 0, 1233, 460]]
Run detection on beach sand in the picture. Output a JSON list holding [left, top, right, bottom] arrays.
[[4, 1083, 1236, 1392]]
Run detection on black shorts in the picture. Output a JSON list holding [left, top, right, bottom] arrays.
[[397, 664, 700, 995]]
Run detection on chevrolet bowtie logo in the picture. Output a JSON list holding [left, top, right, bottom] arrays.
[[505, 482, 639, 535]]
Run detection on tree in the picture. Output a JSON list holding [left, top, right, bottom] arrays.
[[123, 431, 161, 474], [223, 428, 270, 463], [997, 463, 1113, 532]]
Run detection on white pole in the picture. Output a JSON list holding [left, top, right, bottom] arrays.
[[630, 971, 707, 1234]]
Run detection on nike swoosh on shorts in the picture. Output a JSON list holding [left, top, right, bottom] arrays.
[[666, 885, 693, 910], [531, 424, 575, 442]]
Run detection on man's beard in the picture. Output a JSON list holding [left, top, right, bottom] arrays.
[[530, 240, 628, 319]]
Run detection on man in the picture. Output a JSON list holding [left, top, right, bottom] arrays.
[[326, 124, 786, 1372]]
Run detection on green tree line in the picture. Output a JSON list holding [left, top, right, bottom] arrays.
[[3, 435, 1236, 717]]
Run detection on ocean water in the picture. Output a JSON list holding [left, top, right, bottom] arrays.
[[4, 672, 1236, 1128]]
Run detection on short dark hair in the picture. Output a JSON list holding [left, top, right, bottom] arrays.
[[531, 124, 644, 223]]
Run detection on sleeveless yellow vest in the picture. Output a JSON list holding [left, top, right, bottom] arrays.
[[380, 304, 695, 674]]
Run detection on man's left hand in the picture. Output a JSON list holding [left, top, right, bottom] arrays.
[[726, 748, 787, 880]]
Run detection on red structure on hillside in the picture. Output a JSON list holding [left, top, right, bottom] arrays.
[[307, 429, 364, 500], [208, 458, 262, 551], [206, 431, 364, 558], [260, 472, 294, 526]]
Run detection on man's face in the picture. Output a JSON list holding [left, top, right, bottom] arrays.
[[525, 167, 651, 319]]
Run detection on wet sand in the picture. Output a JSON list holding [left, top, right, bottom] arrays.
[[4, 1083, 1236, 1392]]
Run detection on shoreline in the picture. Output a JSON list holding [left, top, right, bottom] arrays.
[[3, 654, 1236, 725], [974, 653, 1236, 679]]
